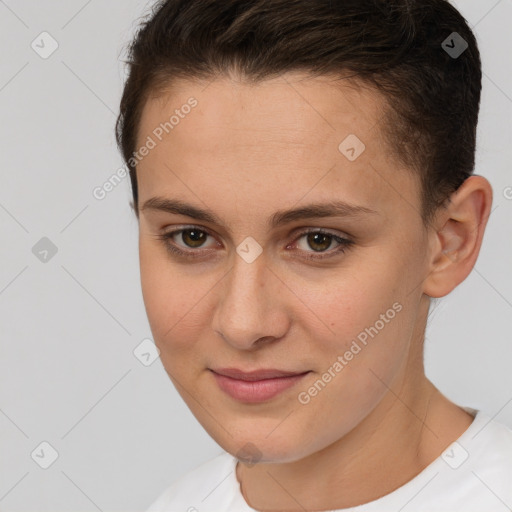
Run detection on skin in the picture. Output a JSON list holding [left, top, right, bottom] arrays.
[[134, 72, 493, 511]]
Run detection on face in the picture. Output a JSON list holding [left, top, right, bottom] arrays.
[[135, 72, 433, 463]]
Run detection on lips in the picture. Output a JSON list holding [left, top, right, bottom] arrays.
[[209, 367, 311, 403], [211, 367, 308, 380]]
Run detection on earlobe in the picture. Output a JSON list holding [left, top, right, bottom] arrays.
[[422, 176, 493, 299]]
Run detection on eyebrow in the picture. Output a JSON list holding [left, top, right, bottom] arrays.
[[140, 197, 379, 229]]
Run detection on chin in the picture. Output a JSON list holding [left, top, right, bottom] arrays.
[[218, 430, 313, 465]]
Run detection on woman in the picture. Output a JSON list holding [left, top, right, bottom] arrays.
[[115, 0, 512, 510]]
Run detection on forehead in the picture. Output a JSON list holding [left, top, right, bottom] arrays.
[[135, 72, 420, 224]]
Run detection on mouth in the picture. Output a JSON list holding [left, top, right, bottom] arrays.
[[209, 367, 311, 403]]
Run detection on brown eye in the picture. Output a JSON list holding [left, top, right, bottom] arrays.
[[156, 226, 219, 260], [306, 232, 333, 252], [181, 229, 207, 248], [292, 229, 354, 260]]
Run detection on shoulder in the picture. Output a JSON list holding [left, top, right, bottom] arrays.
[[145, 451, 239, 512], [464, 409, 512, 462], [359, 409, 512, 512], [463, 409, 512, 476], [424, 409, 512, 511]]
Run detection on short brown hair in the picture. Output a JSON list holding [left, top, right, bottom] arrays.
[[115, 0, 481, 227]]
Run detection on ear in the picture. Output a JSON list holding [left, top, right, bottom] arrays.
[[423, 176, 493, 298]]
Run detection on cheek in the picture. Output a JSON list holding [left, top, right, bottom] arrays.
[[295, 262, 412, 395], [289, 289, 412, 454], [139, 242, 210, 353], [298, 262, 404, 346]]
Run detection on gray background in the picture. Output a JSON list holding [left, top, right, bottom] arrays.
[[0, 1, 511, 510]]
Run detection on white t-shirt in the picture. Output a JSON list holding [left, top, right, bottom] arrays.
[[146, 408, 512, 511]]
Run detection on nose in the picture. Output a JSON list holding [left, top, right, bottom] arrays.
[[211, 253, 290, 351]]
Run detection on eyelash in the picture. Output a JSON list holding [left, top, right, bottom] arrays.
[[154, 226, 354, 261]]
